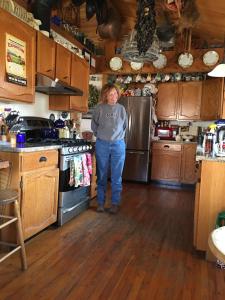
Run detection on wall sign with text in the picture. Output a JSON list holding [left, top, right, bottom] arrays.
[[6, 33, 27, 86]]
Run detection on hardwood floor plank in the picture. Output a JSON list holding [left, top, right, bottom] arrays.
[[0, 183, 225, 300]]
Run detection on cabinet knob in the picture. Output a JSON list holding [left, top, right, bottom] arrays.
[[39, 156, 47, 162], [63, 76, 68, 79], [46, 69, 52, 73]]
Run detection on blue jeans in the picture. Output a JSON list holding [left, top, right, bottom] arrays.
[[95, 138, 126, 206]]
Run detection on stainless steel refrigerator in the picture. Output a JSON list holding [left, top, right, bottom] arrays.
[[119, 96, 152, 182]]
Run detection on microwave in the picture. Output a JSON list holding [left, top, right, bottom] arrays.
[[155, 127, 176, 140]]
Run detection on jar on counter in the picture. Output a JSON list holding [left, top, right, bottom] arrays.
[[205, 133, 213, 155]]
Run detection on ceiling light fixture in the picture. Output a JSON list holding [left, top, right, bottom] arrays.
[[208, 36, 225, 77]]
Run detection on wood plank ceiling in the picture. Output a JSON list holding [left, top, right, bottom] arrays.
[[76, 0, 225, 50]]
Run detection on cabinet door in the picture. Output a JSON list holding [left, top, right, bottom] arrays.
[[37, 31, 55, 79], [201, 78, 224, 120], [70, 54, 90, 112], [181, 143, 197, 184], [157, 83, 178, 120], [193, 181, 200, 247], [151, 149, 181, 182], [178, 82, 202, 120], [0, 8, 36, 103], [21, 168, 59, 240], [55, 43, 71, 85]]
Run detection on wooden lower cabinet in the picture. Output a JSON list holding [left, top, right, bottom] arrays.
[[181, 143, 197, 184], [194, 160, 225, 251], [0, 150, 59, 241], [151, 142, 197, 184], [151, 149, 181, 182], [21, 167, 59, 240]]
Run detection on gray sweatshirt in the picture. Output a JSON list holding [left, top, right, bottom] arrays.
[[91, 103, 127, 141]]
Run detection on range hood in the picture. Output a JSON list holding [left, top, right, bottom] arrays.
[[35, 74, 83, 96]]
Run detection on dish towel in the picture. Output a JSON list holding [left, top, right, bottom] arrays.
[[86, 153, 92, 175], [69, 153, 93, 187], [74, 155, 84, 187]]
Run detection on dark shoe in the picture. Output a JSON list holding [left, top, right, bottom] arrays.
[[109, 204, 119, 214], [96, 205, 105, 213]]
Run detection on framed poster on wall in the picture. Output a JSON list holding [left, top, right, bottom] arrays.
[[6, 33, 27, 86]]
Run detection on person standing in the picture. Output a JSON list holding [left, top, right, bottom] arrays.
[[91, 83, 127, 214]]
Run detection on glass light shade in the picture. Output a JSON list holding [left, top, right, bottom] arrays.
[[208, 63, 225, 77], [121, 29, 160, 63]]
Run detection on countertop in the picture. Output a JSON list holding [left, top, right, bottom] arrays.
[[196, 154, 225, 162], [0, 141, 61, 153], [152, 140, 197, 144]]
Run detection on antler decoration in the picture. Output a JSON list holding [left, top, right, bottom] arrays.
[[176, 0, 200, 33]]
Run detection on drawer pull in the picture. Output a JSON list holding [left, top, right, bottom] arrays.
[[164, 145, 170, 148], [39, 156, 47, 162], [46, 69, 52, 73]]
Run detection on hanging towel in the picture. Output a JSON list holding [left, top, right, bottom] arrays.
[[69, 159, 75, 186], [82, 154, 91, 186], [86, 153, 92, 175], [74, 155, 84, 187]]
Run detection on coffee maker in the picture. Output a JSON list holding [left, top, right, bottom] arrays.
[[215, 126, 225, 156]]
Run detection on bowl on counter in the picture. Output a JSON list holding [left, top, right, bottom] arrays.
[[182, 135, 194, 142]]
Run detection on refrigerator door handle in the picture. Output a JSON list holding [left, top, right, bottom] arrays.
[[127, 151, 145, 155], [128, 111, 132, 132]]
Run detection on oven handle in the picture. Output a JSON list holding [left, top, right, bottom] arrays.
[[62, 197, 89, 213]]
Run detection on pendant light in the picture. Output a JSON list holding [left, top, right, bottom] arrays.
[[208, 36, 225, 77]]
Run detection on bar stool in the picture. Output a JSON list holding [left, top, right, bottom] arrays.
[[0, 160, 27, 270]]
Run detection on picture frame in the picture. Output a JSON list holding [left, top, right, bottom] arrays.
[[82, 49, 91, 66]]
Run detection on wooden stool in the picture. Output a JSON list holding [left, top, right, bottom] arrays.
[[0, 160, 27, 270]]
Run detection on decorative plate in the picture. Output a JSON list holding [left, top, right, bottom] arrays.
[[178, 52, 194, 68], [130, 61, 143, 71], [109, 57, 123, 71], [153, 54, 167, 69], [203, 50, 219, 66]]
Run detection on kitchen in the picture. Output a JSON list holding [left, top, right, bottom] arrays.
[[1, 0, 225, 299]]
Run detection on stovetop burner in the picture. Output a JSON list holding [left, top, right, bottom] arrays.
[[26, 137, 88, 146]]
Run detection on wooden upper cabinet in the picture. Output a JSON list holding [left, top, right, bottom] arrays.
[[0, 8, 36, 103], [55, 43, 71, 85], [157, 82, 202, 120], [49, 55, 90, 112], [37, 31, 55, 79], [201, 78, 224, 120], [178, 82, 202, 120], [70, 54, 90, 112], [157, 83, 178, 120]]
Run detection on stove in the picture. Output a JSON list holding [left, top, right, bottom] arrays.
[[58, 138, 93, 155], [24, 137, 93, 155]]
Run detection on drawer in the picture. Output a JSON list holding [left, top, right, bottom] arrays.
[[20, 151, 58, 172], [152, 142, 182, 152]]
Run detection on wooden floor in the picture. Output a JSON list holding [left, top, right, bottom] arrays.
[[0, 183, 225, 300]]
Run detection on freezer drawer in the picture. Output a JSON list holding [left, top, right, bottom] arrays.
[[123, 150, 150, 182]]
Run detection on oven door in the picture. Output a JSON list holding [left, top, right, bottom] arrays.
[[59, 152, 91, 192]]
